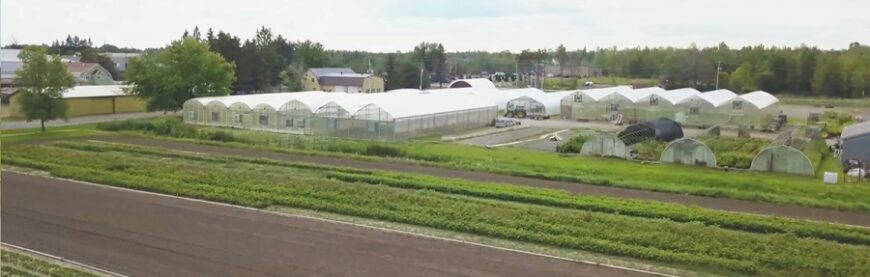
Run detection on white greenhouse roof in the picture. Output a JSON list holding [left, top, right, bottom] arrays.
[[738, 91, 779, 109], [617, 87, 662, 103], [696, 89, 737, 107], [574, 86, 632, 101], [657, 88, 701, 104], [508, 91, 573, 116], [447, 78, 498, 90], [63, 85, 130, 99]]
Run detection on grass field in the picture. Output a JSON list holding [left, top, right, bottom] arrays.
[[543, 77, 658, 90], [4, 140, 870, 276], [88, 117, 870, 212], [1, 248, 101, 277], [778, 95, 870, 108]]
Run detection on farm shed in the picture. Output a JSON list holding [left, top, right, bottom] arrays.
[[750, 144, 815, 176], [660, 138, 717, 167], [560, 86, 632, 120], [505, 91, 572, 119], [6, 85, 146, 118], [725, 90, 779, 129], [618, 117, 684, 145], [839, 120, 870, 163], [677, 89, 737, 127], [580, 133, 629, 158]]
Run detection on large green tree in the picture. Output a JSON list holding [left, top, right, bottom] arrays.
[[126, 37, 235, 112], [15, 46, 76, 132]]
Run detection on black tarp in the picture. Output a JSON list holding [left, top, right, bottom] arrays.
[[618, 117, 684, 145]]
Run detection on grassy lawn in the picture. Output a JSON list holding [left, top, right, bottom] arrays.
[[1, 123, 105, 144], [778, 95, 870, 108], [77, 117, 870, 212], [1, 248, 102, 277], [543, 77, 658, 90], [4, 140, 870, 276]]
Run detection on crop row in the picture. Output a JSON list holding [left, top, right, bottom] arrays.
[[5, 142, 870, 275], [1, 250, 99, 277], [110, 117, 870, 212], [43, 141, 870, 246]]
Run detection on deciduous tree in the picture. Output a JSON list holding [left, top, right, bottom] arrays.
[[15, 46, 76, 132], [126, 37, 235, 112]]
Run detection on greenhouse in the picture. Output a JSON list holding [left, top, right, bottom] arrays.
[[505, 91, 573, 119], [447, 78, 498, 90], [560, 86, 632, 120], [183, 88, 499, 140], [724, 90, 780, 129], [750, 145, 815, 176], [676, 89, 738, 127], [623, 87, 674, 121], [618, 117, 684, 145], [580, 133, 629, 158], [660, 138, 717, 167]]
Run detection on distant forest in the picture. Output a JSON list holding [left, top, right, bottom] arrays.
[[6, 28, 868, 98]]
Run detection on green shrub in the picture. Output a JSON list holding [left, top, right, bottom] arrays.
[[365, 144, 405, 157], [634, 140, 666, 161], [719, 152, 754, 168], [556, 135, 587, 153]]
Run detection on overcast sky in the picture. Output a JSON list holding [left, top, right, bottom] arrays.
[[3, 0, 868, 52]]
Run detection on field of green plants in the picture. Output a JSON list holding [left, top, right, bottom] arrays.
[[4, 141, 870, 276], [91, 117, 870, 211], [1, 249, 100, 277], [698, 134, 770, 168]]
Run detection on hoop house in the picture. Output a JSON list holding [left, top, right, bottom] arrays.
[[725, 91, 779, 129], [660, 138, 717, 167], [580, 133, 629, 158], [506, 91, 572, 119], [676, 89, 737, 127], [560, 86, 631, 121], [750, 145, 815, 176]]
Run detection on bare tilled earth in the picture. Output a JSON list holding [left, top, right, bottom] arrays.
[[94, 136, 870, 227], [2, 171, 650, 277]]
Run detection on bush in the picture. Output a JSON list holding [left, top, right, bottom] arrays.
[[556, 135, 587, 153], [365, 144, 405, 157], [634, 140, 666, 161], [719, 152, 754, 168], [201, 130, 237, 142]]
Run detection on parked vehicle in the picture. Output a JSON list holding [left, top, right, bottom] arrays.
[[495, 117, 520, 128]]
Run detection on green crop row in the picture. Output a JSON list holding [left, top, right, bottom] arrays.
[[1, 250, 100, 277], [3, 141, 870, 276], [93, 117, 870, 211], [324, 171, 870, 246], [46, 141, 870, 246]]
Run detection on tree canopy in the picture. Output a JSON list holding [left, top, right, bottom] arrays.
[[126, 37, 235, 112], [14, 46, 76, 132]]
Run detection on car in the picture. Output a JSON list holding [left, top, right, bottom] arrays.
[[495, 117, 520, 128], [584, 81, 595, 87]]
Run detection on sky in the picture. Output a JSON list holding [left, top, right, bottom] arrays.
[[2, 0, 868, 52]]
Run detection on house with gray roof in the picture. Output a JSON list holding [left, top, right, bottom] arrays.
[[303, 67, 384, 93]]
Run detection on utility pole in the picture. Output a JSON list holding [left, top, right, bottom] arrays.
[[715, 45, 722, 90], [419, 62, 424, 90]]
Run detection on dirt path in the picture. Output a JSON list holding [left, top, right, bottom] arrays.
[[2, 171, 650, 277], [91, 136, 870, 227]]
